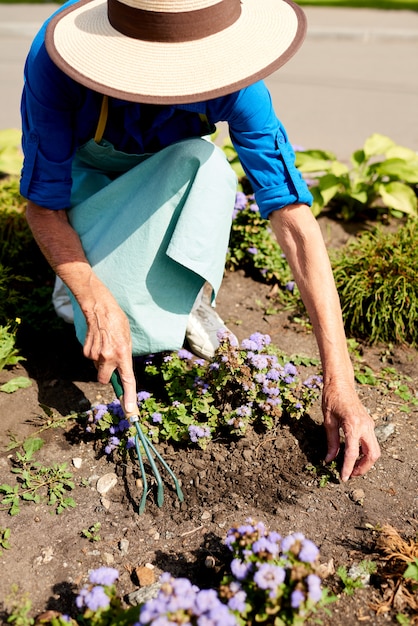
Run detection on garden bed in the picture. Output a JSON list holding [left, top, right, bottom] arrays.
[[0, 213, 417, 624]]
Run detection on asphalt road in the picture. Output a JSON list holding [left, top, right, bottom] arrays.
[[1, 3, 418, 158]]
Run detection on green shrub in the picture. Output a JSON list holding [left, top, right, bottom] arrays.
[[330, 219, 418, 346]]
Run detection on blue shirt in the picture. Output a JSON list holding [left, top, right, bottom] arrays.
[[20, 1, 312, 220]]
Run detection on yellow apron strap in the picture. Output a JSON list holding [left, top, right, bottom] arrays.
[[94, 95, 109, 144]]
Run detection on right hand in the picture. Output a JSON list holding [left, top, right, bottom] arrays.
[[82, 288, 137, 414]]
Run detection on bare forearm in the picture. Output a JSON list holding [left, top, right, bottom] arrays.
[[25, 201, 111, 313], [269, 204, 353, 385]]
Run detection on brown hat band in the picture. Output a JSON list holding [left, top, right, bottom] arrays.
[[108, 0, 242, 42]]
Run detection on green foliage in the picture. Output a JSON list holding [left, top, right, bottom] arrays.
[[403, 558, 418, 583], [0, 320, 25, 372], [305, 460, 339, 486], [0, 129, 23, 177], [336, 560, 377, 595], [295, 134, 418, 220], [81, 522, 102, 543], [331, 220, 418, 346], [0, 437, 76, 515], [0, 526, 11, 553], [86, 333, 322, 458], [5, 586, 34, 626], [0, 177, 58, 330]]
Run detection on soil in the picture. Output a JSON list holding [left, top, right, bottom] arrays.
[[0, 217, 417, 626]]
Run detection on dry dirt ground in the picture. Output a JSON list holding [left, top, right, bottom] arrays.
[[0, 218, 417, 625]]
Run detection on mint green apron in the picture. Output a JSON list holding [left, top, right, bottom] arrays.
[[67, 122, 236, 356]]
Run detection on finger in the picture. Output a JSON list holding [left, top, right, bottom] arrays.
[[340, 439, 361, 482], [350, 438, 381, 478], [324, 420, 341, 463], [117, 365, 137, 414]]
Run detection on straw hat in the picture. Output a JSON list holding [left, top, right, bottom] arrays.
[[46, 0, 307, 104]]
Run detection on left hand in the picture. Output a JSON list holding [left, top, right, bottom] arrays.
[[322, 381, 381, 482]]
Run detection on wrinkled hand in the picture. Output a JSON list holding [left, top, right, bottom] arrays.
[[83, 291, 137, 414], [322, 382, 381, 482]]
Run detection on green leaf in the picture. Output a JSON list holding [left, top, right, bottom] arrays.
[[378, 182, 418, 215], [0, 377, 32, 394], [363, 133, 395, 158], [318, 173, 342, 205], [23, 437, 44, 457], [403, 558, 418, 582], [294, 150, 336, 173], [373, 158, 418, 183]]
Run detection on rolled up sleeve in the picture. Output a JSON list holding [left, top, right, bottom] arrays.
[[214, 82, 313, 219]]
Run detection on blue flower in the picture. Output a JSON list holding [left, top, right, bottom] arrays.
[[306, 574, 322, 602], [89, 566, 119, 586], [230, 558, 253, 581], [137, 391, 151, 402], [291, 589, 305, 608], [253, 563, 286, 592], [76, 585, 110, 611]]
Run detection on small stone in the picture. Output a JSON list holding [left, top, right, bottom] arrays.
[[119, 539, 129, 555], [350, 488, 366, 506], [72, 457, 83, 469], [374, 422, 395, 443], [136, 565, 156, 586], [205, 555, 216, 568], [96, 472, 118, 495], [126, 582, 161, 606], [101, 496, 111, 510], [201, 511, 211, 521], [103, 553, 115, 565]]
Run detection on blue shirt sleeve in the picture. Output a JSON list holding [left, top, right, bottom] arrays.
[[206, 82, 313, 219]]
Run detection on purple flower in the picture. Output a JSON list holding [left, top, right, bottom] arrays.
[[230, 558, 253, 581], [76, 585, 110, 611], [249, 202, 259, 212], [137, 391, 151, 402], [291, 589, 305, 608], [227, 584, 247, 613], [247, 246, 258, 255], [118, 419, 130, 431], [234, 191, 247, 211], [253, 563, 286, 592], [152, 412, 163, 424], [126, 437, 136, 449], [177, 348, 194, 360], [252, 537, 279, 557], [285, 281, 295, 293], [188, 425, 211, 443], [306, 574, 322, 602], [93, 404, 109, 422], [89, 566, 119, 586], [284, 362, 298, 377]]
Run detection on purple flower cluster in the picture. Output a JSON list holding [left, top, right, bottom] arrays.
[[138, 574, 237, 626], [224, 519, 324, 619], [188, 424, 211, 443], [76, 567, 119, 613]]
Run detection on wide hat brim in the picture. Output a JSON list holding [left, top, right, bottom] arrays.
[[46, 0, 307, 104]]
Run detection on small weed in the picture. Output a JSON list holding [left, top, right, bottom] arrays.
[[337, 560, 377, 595], [81, 522, 102, 542], [4, 585, 34, 626], [0, 436, 76, 515], [305, 461, 340, 487], [0, 526, 11, 553]]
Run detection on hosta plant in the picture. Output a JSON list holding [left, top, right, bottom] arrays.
[[295, 133, 418, 220]]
